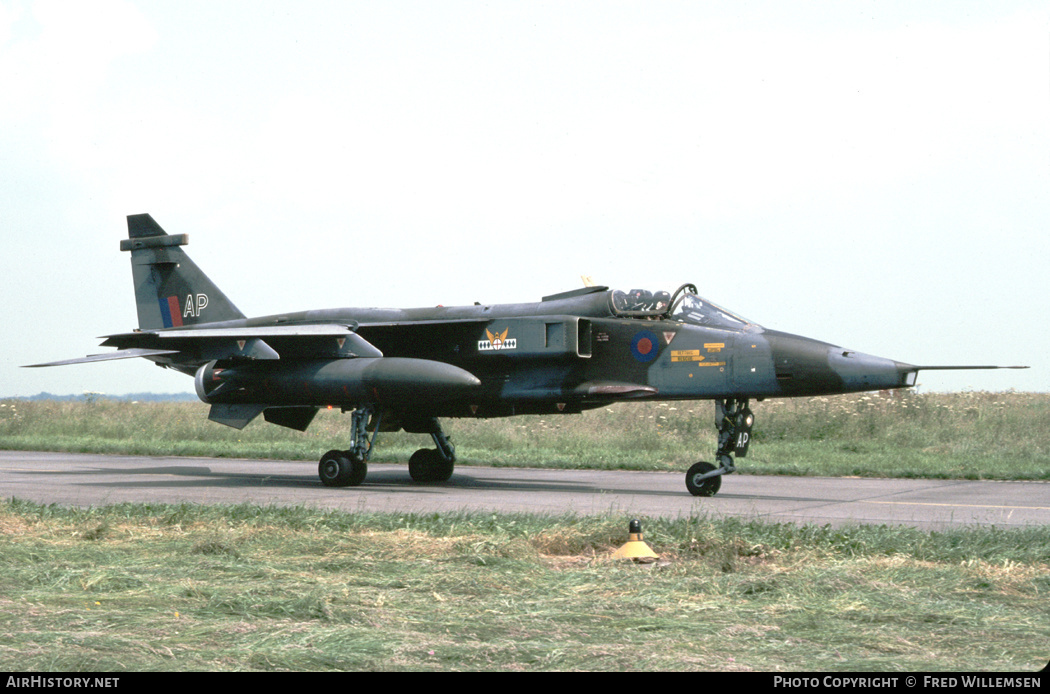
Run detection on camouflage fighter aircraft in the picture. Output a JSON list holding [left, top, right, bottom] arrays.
[[26, 215, 1027, 495]]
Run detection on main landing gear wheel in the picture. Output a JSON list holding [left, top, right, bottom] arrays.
[[406, 416, 457, 484], [408, 448, 454, 483], [317, 406, 376, 487], [685, 461, 722, 497], [319, 449, 368, 488]]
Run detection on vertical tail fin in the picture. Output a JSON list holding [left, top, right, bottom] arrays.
[[122, 214, 245, 330]]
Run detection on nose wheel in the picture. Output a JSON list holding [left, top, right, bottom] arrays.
[[685, 461, 721, 496], [685, 398, 753, 497]]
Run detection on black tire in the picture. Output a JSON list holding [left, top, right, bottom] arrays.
[[409, 449, 454, 483], [429, 454, 454, 483], [345, 451, 368, 486], [319, 449, 367, 487], [685, 461, 722, 497], [408, 449, 431, 482]]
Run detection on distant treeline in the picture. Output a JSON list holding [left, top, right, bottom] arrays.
[[8, 392, 197, 403]]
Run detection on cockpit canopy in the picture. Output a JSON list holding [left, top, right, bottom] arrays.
[[612, 284, 756, 331], [612, 288, 671, 313]]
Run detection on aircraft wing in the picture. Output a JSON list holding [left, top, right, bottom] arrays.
[[114, 325, 367, 339], [25, 324, 383, 368], [100, 324, 383, 361], [24, 348, 182, 368]]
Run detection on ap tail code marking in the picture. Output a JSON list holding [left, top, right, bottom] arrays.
[[159, 294, 209, 328]]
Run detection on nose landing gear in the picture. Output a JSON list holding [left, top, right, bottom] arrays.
[[685, 398, 753, 497]]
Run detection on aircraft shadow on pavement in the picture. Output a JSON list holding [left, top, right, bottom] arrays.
[[67, 466, 621, 495], [18, 463, 831, 502]]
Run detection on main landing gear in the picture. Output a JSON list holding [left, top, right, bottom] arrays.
[[685, 398, 754, 497], [407, 417, 456, 483], [319, 406, 375, 487], [318, 408, 457, 487]]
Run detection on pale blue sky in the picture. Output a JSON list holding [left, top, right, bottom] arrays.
[[2, 0, 1046, 396]]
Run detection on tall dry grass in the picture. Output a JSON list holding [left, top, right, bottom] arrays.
[[1, 391, 1047, 480]]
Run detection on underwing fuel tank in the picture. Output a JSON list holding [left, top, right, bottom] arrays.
[[195, 358, 481, 407]]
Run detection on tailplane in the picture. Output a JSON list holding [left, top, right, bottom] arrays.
[[122, 214, 244, 330]]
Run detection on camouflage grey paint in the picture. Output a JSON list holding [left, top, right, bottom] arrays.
[[30, 214, 1006, 415], [25, 214, 1025, 494], [123, 214, 244, 331]]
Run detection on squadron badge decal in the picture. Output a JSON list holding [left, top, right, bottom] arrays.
[[478, 327, 517, 352]]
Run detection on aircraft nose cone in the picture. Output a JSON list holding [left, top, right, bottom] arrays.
[[767, 331, 844, 396], [767, 331, 912, 396], [829, 349, 913, 392]]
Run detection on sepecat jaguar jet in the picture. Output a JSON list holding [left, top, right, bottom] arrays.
[[26, 214, 1027, 495]]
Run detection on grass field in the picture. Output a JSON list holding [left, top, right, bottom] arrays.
[[1, 392, 1047, 671], [1, 500, 1047, 672], [1, 391, 1047, 480]]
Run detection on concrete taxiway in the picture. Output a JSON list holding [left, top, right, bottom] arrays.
[[1, 451, 1047, 529]]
